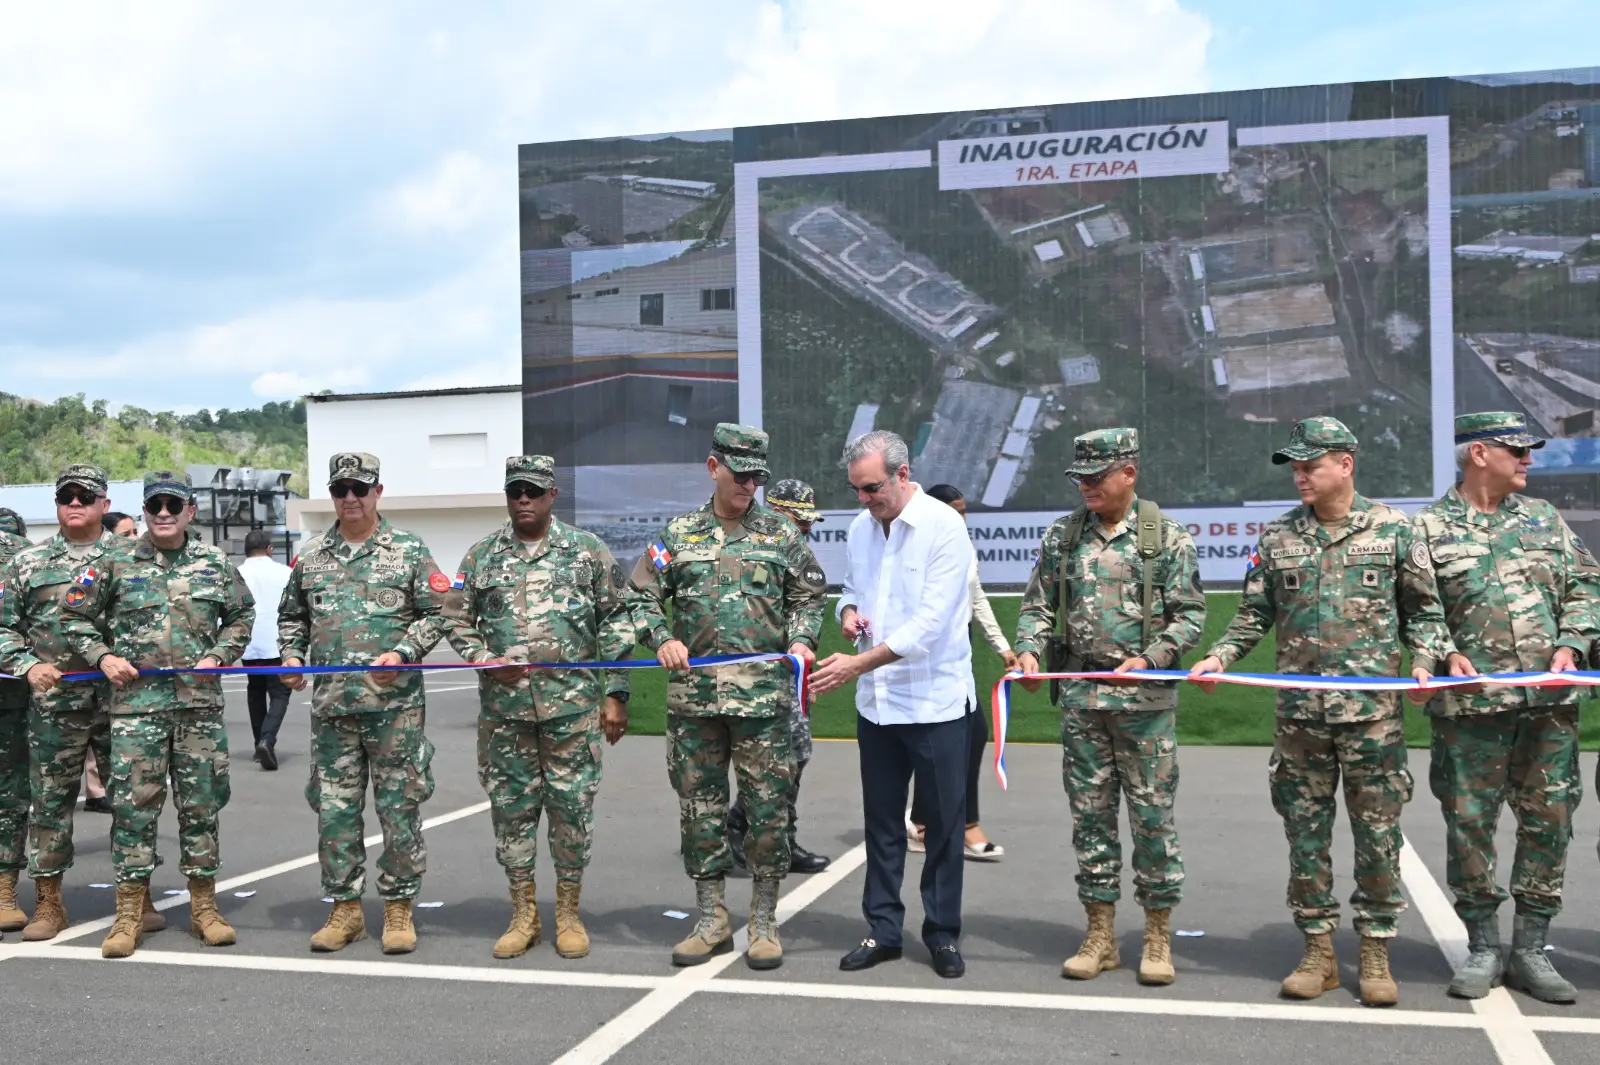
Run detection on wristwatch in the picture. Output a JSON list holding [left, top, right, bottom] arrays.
[[609, 691, 630, 704]]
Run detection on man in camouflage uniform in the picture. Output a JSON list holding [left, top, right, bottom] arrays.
[[0, 508, 32, 937], [61, 470, 255, 958], [1415, 412, 1599, 1003], [446, 456, 634, 961], [1014, 429, 1206, 986], [1191, 417, 1450, 1007], [627, 424, 826, 970], [0, 465, 123, 941], [729, 478, 830, 875], [278, 453, 457, 955]]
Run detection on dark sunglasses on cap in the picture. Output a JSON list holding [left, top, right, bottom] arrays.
[[330, 482, 372, 499], [505, 482, 548, 501], [55, 488, 102, 507], [144, 496, 188, 516]]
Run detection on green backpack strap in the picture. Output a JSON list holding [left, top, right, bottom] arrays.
[[1136, 498, 1163, 652], [1056, 505, 1091, 640]]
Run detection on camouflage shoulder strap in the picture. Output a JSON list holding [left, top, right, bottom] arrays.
[[1055, 505, 1091, 639], [1136, 498, 1163, 650]]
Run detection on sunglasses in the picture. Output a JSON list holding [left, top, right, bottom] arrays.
[[330, 482, 372, 499], [1492, 444, 1531, 459], [847, 478, 889, 496], [1068, 464, 1127, 488], [55, 488, 102, 507], [717, 460, 768, 487], [506, 483, 548, 500], [144, 496, 188, 516]]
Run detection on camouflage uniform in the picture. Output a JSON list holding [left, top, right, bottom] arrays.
[[626, 427, 826, 884], [60, 472, 255, 884], [1015, 430, 1207, 913], [1204, 419, 1451, 939], [0, 465, 118, 879], [447, 456, 635, 885], [278, 454, 457, 902], [0, 525, 33, 879]]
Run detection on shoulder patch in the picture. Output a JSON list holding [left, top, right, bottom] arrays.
[[1409, 542, 1431, 570], [428, 571, 450, 593]]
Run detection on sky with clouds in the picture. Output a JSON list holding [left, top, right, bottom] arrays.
[[1, 0, 1594, 413]]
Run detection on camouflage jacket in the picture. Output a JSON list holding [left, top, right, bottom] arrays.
[[1414, 486, 1600, 717], [278, 517, 457, 718], [1014, 497, 1207, 711], [1205, 494, 1451, 723], [60, 530, 254, 715], [446, 518, 634, 722], [0, 530, 31, 711], [626, 499, 825, 719], [0, 530, 120, 701]]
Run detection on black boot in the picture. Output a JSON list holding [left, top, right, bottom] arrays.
[[256, 741, 278, 771], [789, 842, 830, 874]]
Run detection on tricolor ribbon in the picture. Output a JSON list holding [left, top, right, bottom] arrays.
[[990, 668, 1600, 791]]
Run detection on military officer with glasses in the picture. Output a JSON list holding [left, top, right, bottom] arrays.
[[445, 456, 635, 961]]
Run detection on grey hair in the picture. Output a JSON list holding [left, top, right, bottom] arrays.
[[840, 430, 910, 473], [1455, 442, 1475, 470]]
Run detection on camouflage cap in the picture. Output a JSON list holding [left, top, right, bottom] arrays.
[[56, 463, 109, 495], [505, 454, 557, 490], [0, 507, 25, 537], [766, 478, 823, 522], [1454, 410, 1545, 449], [711, 423, 770, 474], [328, 452, 381, 486], [143, 469, 194, 502], [1065, 427, 1140, 477], [1271, 416, 1360, 465]]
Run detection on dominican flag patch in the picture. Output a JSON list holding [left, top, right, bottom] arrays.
[[1244, 545, 1261, 575], [648, 542, 673, 571], [76, 568, 97, 587], [451, 572, 466, 590]]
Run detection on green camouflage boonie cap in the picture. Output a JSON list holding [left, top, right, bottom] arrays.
[[0, 507, 25, 537], [328, 452, 381, 486], [1454, 411, 1545, 449], [712, 423, 770, 474], [1272, 416, 1360, 465], [56, 463, 109, 495], [143, 469, 194, 502], [1066, 427, 1140, 477], [766, 478, 823, 522], [505, 454, 557, 490]]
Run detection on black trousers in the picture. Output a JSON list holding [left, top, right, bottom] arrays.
[[910, 704, 988, 828], [858, 709, 967, 950], [243, 657, 291, 748]]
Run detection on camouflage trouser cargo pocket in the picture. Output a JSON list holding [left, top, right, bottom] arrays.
[[402, 735, 436, 806]]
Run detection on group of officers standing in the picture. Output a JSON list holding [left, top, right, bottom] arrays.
[[0, 410, 1593, 1008]]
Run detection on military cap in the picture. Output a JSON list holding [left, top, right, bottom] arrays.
[[766, 478, 823, 522], [505, 454, 556, 490], [143, 469, 194, 502], [711, 423, 770, 474], [0, 507, 25, 537], [1066, 427, 1140, 477], [328, 452, 381, 486], [1272, 416, 1360, 465], [1454, 410, 1545, 449], [56, 463, 109, 495]]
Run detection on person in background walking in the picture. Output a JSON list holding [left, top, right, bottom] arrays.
[[238, 530, 293, 770]]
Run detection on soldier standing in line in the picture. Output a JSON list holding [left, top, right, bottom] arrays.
[[1414, 412, 1599, 1003], [0, 509, 33, 937], [729, 478, 830, 875], [60, 471, 255, 958], [1013, 429, 1206, 986], [277, 453, 458, 955], [627, 425, 825, 970], [1190, 417, 1451, 1007], [447, 456, 635, 960]]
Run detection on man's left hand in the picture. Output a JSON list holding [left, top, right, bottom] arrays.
[[1551, 646, 1580, 673], [193, 656, 221, 672], [1405, 665, 1435, 705], [371, 651, 406, 687], [1105, 656, 1149, 687], [809, 652, 862, 696], [788, 642, 817, 670], [601, 696, 628, 745]]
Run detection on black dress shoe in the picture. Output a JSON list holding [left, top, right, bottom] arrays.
[[256, 742, 278, 771], [931, 944, 965, 979], [788, 844, 830, 874], [729, 828, 747, 869], [840, 938, 902, 971], [83, 796, 112, 814]]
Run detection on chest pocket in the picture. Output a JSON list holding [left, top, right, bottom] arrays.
[[1270, 553, 1317, 595], [187, 581, 228, 621], [1121, 555, 1167, 615], [668, 547, 718, 596], [1429, 540, 1490, 584], [740, 552, 787, 598], [473, 573, 518, 622], [116, 576, 166, 613], [1344, 544, 1396, 595], [1520, 531, 1563, 587], [366, 581, 410, 616]]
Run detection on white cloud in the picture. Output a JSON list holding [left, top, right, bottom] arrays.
[[376, 150, 506, 238]]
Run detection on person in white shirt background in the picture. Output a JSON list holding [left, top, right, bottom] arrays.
[[236, 529, 293, 770], [811, 430, 974, 979]]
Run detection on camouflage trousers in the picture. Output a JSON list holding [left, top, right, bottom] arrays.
[[478, 709, 602, 883], [1429, 706, 1581, 922], [1061, 706, 1183, 909], [27, 686, 111, 878], [1270, 715, 1413, 937], [667, 712, 794, 880], [731, 703, 812, 841], [0, 705, 26, 872], [109, 709, 230, 882], [306, 707, 435, 900]]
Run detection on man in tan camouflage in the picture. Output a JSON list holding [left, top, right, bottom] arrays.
[[447, 455, 634, 960], [1191, 417, 1450, 1007]]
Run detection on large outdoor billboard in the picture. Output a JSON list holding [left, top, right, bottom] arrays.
[[520, 68, 1600, 583]]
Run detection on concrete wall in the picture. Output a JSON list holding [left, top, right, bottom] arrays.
[[305, 390, 521, 498], [291, 497, 509, 575]]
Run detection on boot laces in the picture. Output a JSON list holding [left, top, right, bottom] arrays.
[[1144, 931, 1170, 963], [1360, 943, 1388, 979], [1519, 948, 1559, 978], [384, 903, 409, 931], [1295, 942, 1326, 974]]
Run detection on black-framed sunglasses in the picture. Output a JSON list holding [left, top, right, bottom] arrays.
[[1068, 464, 1125, 488], [716, 459, 768, 487], [506, 482, 548, 501], [847, 478, 889, 496], [330, 482, 372, 499], [144, 496, 188, 516], [1492, 443, 1531, 459], [55, 488, 102, 507]]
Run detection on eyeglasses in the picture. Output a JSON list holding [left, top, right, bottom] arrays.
[[1492, 444, 1531, 459], [330, 482, 372, 499], [143, 496, 188, 516], [55, 488, 102, 507], [716, 459, 768, 487], [1068, 464, 1127, 488], [506, 483, 548, 500], [848, 478, 889, 496]]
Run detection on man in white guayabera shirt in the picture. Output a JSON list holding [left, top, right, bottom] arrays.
[[810, 430, 974, 980]]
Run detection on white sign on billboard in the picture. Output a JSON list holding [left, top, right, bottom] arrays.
[[937, 121, 1231, 190]]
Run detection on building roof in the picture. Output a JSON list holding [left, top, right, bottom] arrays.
[[304, 385, 521, 403]]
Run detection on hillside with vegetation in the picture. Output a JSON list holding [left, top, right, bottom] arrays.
[[0, 393, 309, 494]]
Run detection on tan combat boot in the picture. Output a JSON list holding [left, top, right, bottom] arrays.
[[554, 879, 589, 959], [141, 890, 166, 934], [1358, 935, 1398, 1007], [100, 881, 146, 958], [746, 877, 783, 970], [493, 880, 541, 959], [1138, 907, 1175, 985], [187, 877, 236, 947], [0, 869, 28, 931], [671, 878, 732, 966], [1063, 901, 1118, 980], [309, 899, 366, 953], [381, 898, 417, 954], [22, 875, 68, 941], [1281, 932, 1340, 999]]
